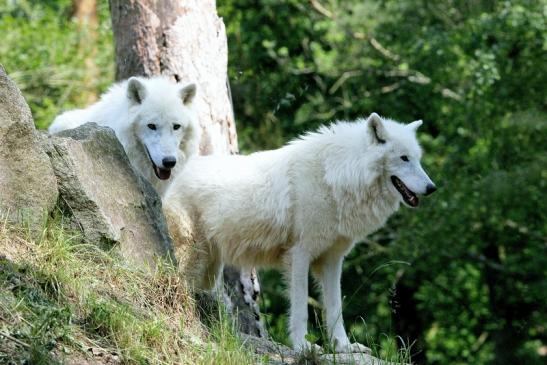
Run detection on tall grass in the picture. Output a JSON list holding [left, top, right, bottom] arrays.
[[0, 216, 260, 364]]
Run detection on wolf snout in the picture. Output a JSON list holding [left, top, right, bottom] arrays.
[[162, 156, 177, 168], [424, 183, 437, 196]]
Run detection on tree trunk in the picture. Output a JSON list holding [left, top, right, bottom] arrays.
[[109, 0, 237, 156], [109, 0, 264, 337], [74, 0, 99, 104]]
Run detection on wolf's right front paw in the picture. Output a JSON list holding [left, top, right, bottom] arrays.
[[334, 337, 372, 354], [294, 340, 323, 354]]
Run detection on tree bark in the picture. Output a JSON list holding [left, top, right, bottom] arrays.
[[74, 0, 99, 104], [109, 0, 237, 156], [109, 0, 264, 337]]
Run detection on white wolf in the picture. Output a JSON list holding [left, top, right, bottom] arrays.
[[49, 76, 199, 195], [163, 113, 436, 352]]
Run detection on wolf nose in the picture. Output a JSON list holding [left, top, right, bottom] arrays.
[[424, 184, 437, 196], [162, 156, 176, 168]]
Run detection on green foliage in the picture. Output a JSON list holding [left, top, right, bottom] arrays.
[[0, 0, 114, 129], [1, 0, 545, 364], [0, 257, 71, 365], [219, 1, 546, 364]]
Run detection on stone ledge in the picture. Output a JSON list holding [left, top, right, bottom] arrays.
[[241, 334, 408, 365]]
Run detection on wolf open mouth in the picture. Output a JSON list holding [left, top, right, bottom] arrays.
[[145, 148, 172, 180], [391, 176, 419, 207], [153, 165, 171, 180]]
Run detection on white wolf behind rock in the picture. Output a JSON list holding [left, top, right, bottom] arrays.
[[163, 113, 436, 353], [49, 76, 199, 195]]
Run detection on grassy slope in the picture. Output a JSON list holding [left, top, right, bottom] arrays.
[[0, 217, 261, 365], [0, 215, 412, 365]]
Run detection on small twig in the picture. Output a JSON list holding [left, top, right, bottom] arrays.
[[0, 332, 30, 348], [361, 238, 389, 253], [370, 37, 400, 62], [384, 69, 431, 85], [329, 70, 363, 94], [439, 87, 463, 101], [309, 0, 463, 102], [471, 331, 489, 352], [309, 0, 333, 18], [370, 38, 462, 100], [380, 82, 401, 93]]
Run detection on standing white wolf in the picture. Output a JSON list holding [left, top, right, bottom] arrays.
[[49, 76, 200, 195], [163, 113, 436, 353]]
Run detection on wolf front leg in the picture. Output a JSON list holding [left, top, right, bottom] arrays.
[[288, 246, 321, 352], [318, 254, 371, 354]]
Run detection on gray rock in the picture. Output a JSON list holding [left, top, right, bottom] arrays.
[[320, 352, 403, 365], [241, 334, 404, 365], [42, 122, 175, 268], [241, 334, 297, 365], [0, 65, 58, 232]]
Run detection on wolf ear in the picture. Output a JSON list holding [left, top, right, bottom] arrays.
[[367, 112, 388, 144], [127, 77, 146, 105], [408, 119, 423, 131], [180, 83, 197, 105]]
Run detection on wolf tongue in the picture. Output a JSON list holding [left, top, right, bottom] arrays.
[[154, 166, 172, 180], [159, 168, 171, 180]]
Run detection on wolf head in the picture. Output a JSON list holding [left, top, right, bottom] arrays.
[[367, 113, 436, 207], [127, 77, 198, 181]]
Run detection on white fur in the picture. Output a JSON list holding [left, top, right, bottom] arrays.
[[164, 113, 435, 352], [49, 76, 200, 196]]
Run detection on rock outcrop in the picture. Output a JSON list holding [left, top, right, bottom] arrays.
[[0, 65, 58, 232], [242, 334, 401, 365], [43, 123, 174, 268]]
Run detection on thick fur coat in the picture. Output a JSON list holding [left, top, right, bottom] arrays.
[[163, 113, 436, 352], [49, 76, 200, 195]]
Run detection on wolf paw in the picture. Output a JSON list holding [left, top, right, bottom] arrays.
[[294, 340, 323, 354], [334, 339, 371, 354]]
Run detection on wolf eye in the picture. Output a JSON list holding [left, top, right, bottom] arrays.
[[401, 155, 409, 161], [147, 124, 156, 130], [173, 124, 181, 130]]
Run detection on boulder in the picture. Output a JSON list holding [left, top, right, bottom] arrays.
[[0, 65, 58, 231], [42, 123, 174, 268], [241, 334, 402, 365]]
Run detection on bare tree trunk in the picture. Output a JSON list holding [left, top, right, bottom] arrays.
[[74, 0, 99, 104], [109, 0, 264, 337], [109, 0, 237, 156]]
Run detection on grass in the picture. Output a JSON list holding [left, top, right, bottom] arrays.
[[0, 215, 262, 365], [260, 268, 415, 364], [200, 303, 262, 365], [264, 301, 414, 364], [295, 321, 413, 365], [0, 213, 412, 365]]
